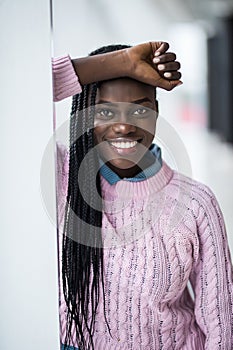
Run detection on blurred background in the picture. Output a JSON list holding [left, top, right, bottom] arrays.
[[1, 0, 233, 348]]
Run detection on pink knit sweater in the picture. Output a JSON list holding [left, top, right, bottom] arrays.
[[53, 56, 233, 349], [56, 143, 233, 349], [52, 55, 82, 101]]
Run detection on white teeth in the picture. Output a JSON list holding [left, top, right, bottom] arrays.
[[110, 141, 137, 149]]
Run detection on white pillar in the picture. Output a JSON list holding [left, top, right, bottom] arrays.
[[0, 0, 60, 349]]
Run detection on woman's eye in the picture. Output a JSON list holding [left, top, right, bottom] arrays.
[[95, 109, 114, 119], [133, 107, 149, 116]]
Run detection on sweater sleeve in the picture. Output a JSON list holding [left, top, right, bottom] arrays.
[[52, 55, 82, 102], [56, 142, 69, 227], [190, 187, 233, 349]]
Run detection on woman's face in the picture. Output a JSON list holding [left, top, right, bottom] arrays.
[[94, 78, 158, 178]]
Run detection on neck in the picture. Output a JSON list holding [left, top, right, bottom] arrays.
[[105, 151, 156, 178]]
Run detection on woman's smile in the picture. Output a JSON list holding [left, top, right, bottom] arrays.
[[106, 137, 142, 156]]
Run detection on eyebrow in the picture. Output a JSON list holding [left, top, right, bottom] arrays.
[[96, 98, 153, 105]]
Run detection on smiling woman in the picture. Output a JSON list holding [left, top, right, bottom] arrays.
[[53, 42, 233, 350]]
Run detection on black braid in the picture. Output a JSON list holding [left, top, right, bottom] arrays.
[[61, 44, 157, 350], [62, 82, 101, 350]]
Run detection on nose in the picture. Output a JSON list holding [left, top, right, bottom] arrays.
[[112, 122, 137, 134], [111, 117, 137, 135]]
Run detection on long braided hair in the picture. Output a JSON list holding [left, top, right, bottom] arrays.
[[62, 44, 131, 350]]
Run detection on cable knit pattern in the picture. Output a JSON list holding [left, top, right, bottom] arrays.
[[56, 144, 233, 349], [52, 55, 82, 102]]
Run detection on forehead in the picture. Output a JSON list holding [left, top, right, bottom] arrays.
[[96, 78, 155, 103]]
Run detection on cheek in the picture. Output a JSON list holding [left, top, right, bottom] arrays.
[[139, 118, 156, 139], [150, 117, 157, 135], [93, 126, 103, 145]]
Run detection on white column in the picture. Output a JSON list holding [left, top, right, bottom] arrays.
[[0, 0, 60, 349]]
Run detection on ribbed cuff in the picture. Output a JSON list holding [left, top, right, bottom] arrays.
[[52, 55, 82, 102]]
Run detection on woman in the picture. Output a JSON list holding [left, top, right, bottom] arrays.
[[54, 42, 233, 350]]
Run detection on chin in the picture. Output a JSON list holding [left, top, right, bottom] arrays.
[[107, 159, 137, 170]]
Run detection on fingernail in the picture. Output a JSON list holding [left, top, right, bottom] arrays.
[[164, 72, 172, 78], [177, 81, 183, 86], [153, 58, 160, 63], [158, 64, 165, 71], [155, 51, 160, 57]]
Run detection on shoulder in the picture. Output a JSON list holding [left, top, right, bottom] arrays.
[[163, 168, 227, 255], [168, 167, 221, 220], [171, 169, 216, 201]]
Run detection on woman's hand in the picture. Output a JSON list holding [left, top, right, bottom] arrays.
[[126, 42, 182, 91]]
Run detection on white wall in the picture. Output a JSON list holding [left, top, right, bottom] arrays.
[[0, 0, 60, 348]]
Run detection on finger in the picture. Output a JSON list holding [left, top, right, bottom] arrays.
[[157, 78, 183, 91], [163, 71, 182, 80], [157, 61, 181, 72], [166, 80, 183, 91], [153, 52, 176, 64], [151, 41, 169, 56]]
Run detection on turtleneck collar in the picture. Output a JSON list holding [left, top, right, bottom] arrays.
[[100, 160, 174, 200]]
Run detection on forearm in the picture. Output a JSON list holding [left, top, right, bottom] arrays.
[[71, 49, 131, 85]]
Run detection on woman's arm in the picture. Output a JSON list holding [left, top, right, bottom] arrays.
[[190, 187, 233, 348], [72, 42, 181, 88], [52, 41, 182, 102]]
